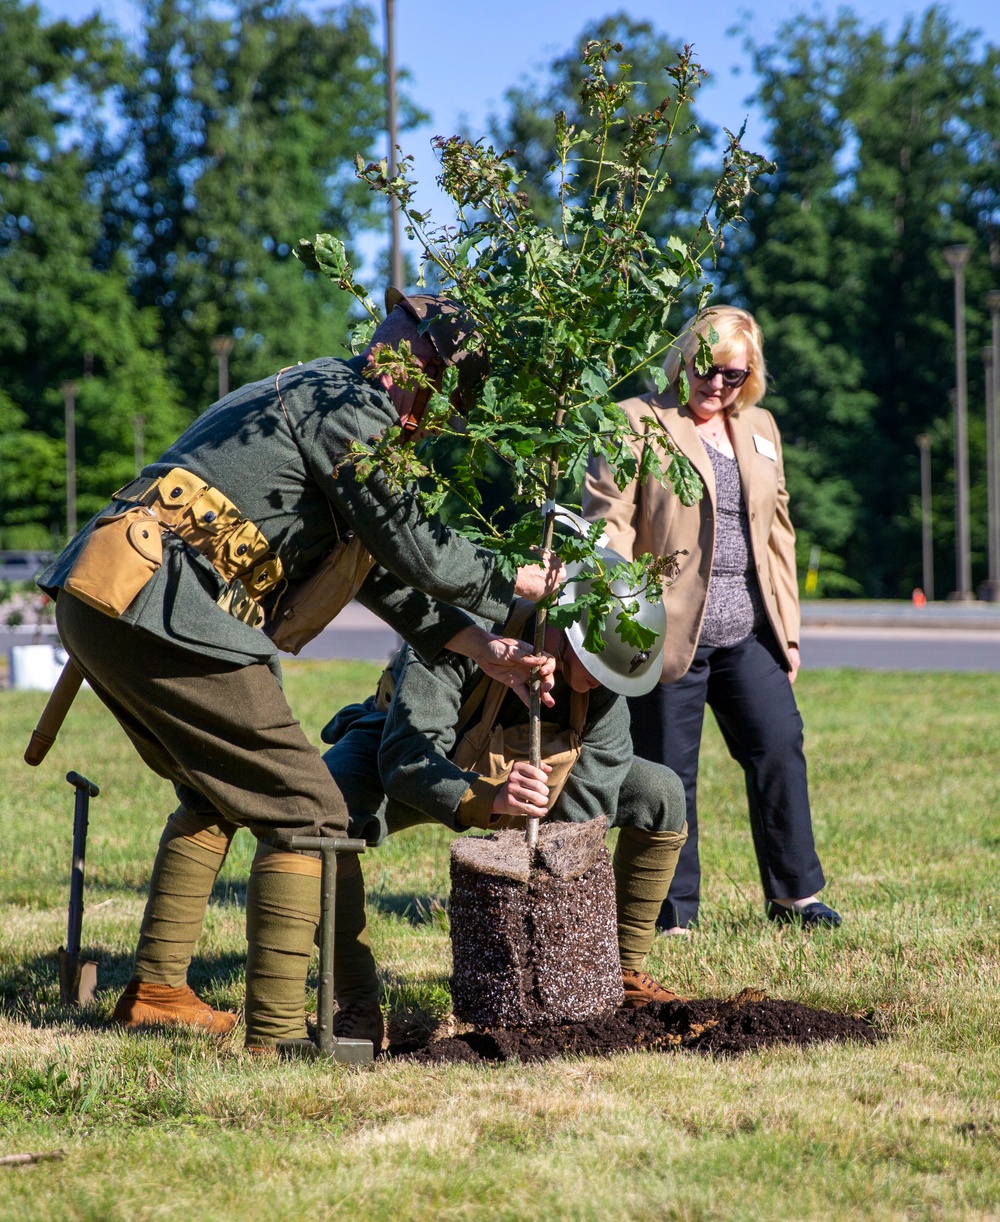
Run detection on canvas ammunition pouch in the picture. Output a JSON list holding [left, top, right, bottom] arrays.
[[450, 600, 589, 830], [265, 533, 374, 655], [64, 467, 283, 622], [63, 505, 164, 619]]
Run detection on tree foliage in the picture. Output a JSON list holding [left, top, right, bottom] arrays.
[[0, 0, 412, 544], [478, 7, 1000, 599], [490, 17, 716, 236], [721, 6, 1000, 597], [486, 13, 725, 404], [112, 0, 415, 399], [0, 0, 184, 539], [3, 0, 999, 604]]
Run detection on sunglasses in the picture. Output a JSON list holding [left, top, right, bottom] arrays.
[[693, 364, 751, 388]]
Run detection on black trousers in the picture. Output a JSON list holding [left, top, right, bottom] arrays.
[[628, 628, 825, 928]]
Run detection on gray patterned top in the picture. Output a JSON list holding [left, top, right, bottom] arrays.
[[699, 446, 766, 648]]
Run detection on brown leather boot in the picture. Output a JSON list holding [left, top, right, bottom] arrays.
[[621, 969, 687, 1008], [333, 1002, 385, 1051], [112, 981, 238, 1035]]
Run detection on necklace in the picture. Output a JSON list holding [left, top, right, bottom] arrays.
[[695, 417, 729, 450]]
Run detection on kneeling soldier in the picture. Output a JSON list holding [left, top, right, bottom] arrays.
[[322, 549, 689, 1049]]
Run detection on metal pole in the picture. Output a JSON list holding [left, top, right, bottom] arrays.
[[385, 0, 404, 291], [983, 347, 999, 596], [62, 381, 78, 539], [916, 434, 934, 602], [132, 414, 145, 477], [210, 336, 235, 401], [943, 245, 972, 599], [59, 771, 100, 1007], [985, 291, 1000, 599], [276, 834, 372, 1064], [65, 773, 99, 959], [317, 848, 336, 1057]]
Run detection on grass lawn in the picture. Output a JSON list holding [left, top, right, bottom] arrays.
[[0, 662, 998, 1220]]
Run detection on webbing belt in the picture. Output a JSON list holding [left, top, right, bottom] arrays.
[[113, 467, 285, 606]]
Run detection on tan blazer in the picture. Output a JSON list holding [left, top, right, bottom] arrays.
[[583, 391, 800, 685]]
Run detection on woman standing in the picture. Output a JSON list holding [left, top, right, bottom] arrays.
[[584, 306, 840, 931]]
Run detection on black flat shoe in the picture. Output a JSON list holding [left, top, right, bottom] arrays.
[[767, 901, 842, 928]]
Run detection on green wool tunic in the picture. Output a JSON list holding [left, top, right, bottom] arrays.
[[40, 355, 513, 666], [39, 355, 516, 843]]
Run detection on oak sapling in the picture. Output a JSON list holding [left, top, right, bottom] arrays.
[[298, 38, 770, 785]]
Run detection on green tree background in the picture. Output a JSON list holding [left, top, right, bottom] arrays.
[[720, 7, 1000, 597], [1, 0, 998, 601], [0, 0, 416, 544]]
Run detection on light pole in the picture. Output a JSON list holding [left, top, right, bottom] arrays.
[[61, 381, 78, 539], [916, 433, 934, 601], [985, 291, 1000, 600], [943, 244, 972, 599], [132, 414, 146, 477], [385, 0, 404, 292], [982, 346, 999, 600], [210, 335, 235, 400]]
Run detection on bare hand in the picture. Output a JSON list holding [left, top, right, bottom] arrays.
[[514, 550, 566, 602], [445, 626, 557, 708], [493, 760, 553, 819], [788, 645, 801, 684], [477, 635, 557, 707]]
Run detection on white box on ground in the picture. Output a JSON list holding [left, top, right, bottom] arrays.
[[9, 643, 69, 691]]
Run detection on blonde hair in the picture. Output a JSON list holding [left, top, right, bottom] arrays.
[[663, 306, 767, 412]]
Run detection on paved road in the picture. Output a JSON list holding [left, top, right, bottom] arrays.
[[799, 626, 1000, 671], [295, 608, 1000, 672], [7, 602, 1000, 674]]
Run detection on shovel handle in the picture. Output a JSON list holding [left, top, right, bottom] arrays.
[[24, 659, 84, 766]]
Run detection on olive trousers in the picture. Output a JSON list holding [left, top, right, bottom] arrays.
[[57, 592, 350, 1042]]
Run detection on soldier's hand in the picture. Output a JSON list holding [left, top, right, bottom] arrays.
[[445, 627, 557, 708], [514, 549, 566, 602], [476, 634, 557, 707], [493, 760, 552, 819]]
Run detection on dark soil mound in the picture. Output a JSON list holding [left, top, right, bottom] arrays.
[[390, 989, 878, 1065]]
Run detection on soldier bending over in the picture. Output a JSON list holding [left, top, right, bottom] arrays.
[[38, 290, 560, 1050]]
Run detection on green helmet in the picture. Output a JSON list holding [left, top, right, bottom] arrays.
[[561, 545, 666, 697]]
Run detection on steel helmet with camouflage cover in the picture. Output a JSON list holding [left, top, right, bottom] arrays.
[[560, 543, 666, 697]]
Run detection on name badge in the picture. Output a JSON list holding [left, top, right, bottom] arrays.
[[753, 433, 777, 462]]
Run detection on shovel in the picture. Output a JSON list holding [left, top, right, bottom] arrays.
[[58, 772, 99, 1006]]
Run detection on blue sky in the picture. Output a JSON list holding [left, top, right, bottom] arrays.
[[39, 0, 1000, 268]]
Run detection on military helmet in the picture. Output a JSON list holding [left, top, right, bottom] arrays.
[[384, 288, 489, 414], [561, 544, 666, 697]]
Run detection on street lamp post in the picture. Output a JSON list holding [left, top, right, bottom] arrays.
[[985, 291, 1000, 601], [132, 414, 146, 477], [943, 244, 972, 599], [61, 381, 78, 539], [385, 0, 403, 291], [982, 346, 999, 600], [916, 433, 934, 601], [210, 336, 235, 400]]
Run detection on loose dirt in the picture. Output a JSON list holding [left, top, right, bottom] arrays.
[[390, 989, 878, 1065]]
